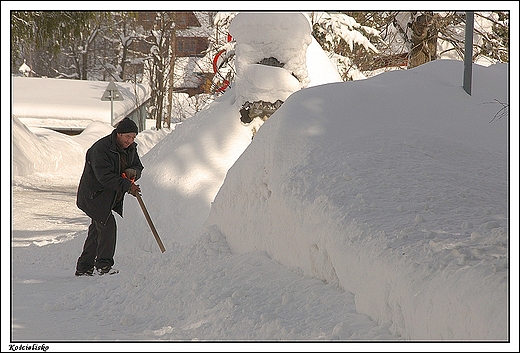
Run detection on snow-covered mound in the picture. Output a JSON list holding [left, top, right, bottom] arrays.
[[118, 14, 341, 249], [230, 12, 313, 107], [204, 59, 508, 340], [11, 116, 166, 186], [117, 90, 254, 248], [12, 116, 113, 185]]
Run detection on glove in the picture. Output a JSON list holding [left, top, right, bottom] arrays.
[[123, 168, 137, 180], [128, 183, 141, 197]]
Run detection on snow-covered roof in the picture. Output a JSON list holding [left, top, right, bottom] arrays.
[[18, 61, 34, 76], [12, 76, 150, 131]]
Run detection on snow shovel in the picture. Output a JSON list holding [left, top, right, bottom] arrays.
[[123, 172, 166, 253]]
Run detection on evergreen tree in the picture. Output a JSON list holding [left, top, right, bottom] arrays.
[[11, 11, 99, 78]]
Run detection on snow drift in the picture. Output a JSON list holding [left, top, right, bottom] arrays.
[[205, 59, 508, 340]]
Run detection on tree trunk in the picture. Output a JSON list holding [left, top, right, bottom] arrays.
[[155, 59, 164, 130], [81, 50, 88, 79], [165, 33, 176, 128], [408, 12, 437, 68], [119, 42, 128, 81]]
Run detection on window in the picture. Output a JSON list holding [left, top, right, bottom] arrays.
[[176, 37, 208, 57]]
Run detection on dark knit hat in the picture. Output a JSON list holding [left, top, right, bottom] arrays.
[[116, 118, 138, 134]]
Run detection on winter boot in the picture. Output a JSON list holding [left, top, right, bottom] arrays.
[[75, 267, 94, 276], [96, 265, 119, 275]]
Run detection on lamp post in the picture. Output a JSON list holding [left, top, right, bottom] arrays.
[[463, 11, 474, 95]]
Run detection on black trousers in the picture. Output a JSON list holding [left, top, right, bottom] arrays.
[[76, 212, 117, 271]]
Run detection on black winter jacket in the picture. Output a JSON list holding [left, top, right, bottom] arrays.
[[76, 130, 144, 224]]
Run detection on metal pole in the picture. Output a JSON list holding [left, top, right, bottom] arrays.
[[463, 11, 474, 95], [110, 94, 114, 126]]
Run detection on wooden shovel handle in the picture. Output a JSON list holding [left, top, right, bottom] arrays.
[[136, 193, 166, 253]]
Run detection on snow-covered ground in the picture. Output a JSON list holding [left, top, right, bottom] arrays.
[[4, 10, 518, 352]]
